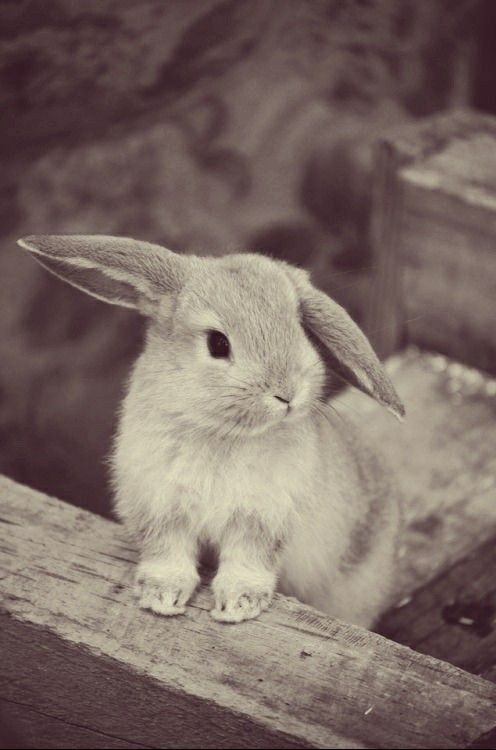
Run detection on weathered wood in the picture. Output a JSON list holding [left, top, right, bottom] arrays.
[[0, 619, 309, 750], [377, 536, 496, 681], [369, 109, 496, 370], [334, 348, 496, 597], [0, 701, 143, 749], [1, 474, 496, 749]]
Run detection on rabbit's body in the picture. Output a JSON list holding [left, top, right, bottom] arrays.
[[114, 336, 400, 627], [19, 235, 404, 628], [279, 414, 400, 625]]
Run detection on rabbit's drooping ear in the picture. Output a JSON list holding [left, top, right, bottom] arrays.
[[289, 269, 404, 419], [17, 235, 187, 314]]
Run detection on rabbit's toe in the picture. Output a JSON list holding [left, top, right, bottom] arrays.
[[135, 562, 199, 617], [211, 572, 274, 623]]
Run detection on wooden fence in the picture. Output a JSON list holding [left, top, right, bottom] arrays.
[[2, 110, 496, 748]]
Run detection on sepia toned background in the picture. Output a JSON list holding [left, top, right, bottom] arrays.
[[0, 0, 491, 516]]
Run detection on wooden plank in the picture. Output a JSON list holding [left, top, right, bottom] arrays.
[[368, 109, 496, 370], [334, 348, 496, 597], [377, 536, 496, 681], [1, 475, 496, 749], [0, 701, 144, 749], [0, 619, 309, 750]]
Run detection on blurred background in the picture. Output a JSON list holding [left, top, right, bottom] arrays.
[[0, 0, 493, 518]]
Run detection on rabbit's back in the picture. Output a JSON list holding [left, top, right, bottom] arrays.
[[279, 408, 401, 627]]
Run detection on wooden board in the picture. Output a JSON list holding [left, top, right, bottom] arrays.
[[0, 702, 142, 750], [334, 348, 496, 598], [368, 109, 496, 371], [1, 474, 496, 750], [377, 536, 496, 681]]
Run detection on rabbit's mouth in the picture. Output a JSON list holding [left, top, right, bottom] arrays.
[[228, 399, 311, 439]]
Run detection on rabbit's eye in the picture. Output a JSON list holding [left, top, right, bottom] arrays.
[[207, 330, 230, 359]]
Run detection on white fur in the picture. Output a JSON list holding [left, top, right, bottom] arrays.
[[114, 325, 399, 627]]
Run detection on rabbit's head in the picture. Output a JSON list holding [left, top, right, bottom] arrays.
[[18, 235, 404, 439]]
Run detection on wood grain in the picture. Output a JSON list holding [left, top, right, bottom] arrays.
[[1, 473, 496, 749], [0, 701, 144, 750]]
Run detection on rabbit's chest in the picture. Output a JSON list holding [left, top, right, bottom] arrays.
[[166, 433, 316, 536]]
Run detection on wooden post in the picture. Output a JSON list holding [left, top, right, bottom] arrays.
[[368, 109, 496, 372], [366, 140, 406, 359], [1, 447, 496, 750]]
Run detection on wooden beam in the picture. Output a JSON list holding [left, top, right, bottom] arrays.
[[377, 535, 496, 682], [1, 474, 496, 749], [368, 109, 496, 371], [1, 702, 143, 750]]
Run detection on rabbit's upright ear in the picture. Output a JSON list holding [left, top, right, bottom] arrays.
[[17, 235, 187, 315], [289, 269, 404, 419]]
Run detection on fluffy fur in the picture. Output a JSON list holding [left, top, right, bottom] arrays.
[[18, 235, 404, 627]]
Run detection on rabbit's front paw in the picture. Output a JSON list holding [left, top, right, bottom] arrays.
[[211, 569, 275, 623], [135, 560, 200, 616]]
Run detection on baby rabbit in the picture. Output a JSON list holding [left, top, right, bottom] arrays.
[[19, 235, 404, 628]]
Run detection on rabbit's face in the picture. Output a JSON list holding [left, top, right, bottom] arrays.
[[154, 254, 325, 438]]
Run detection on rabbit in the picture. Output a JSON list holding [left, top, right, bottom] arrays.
[[18, 234, 404, 628]]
